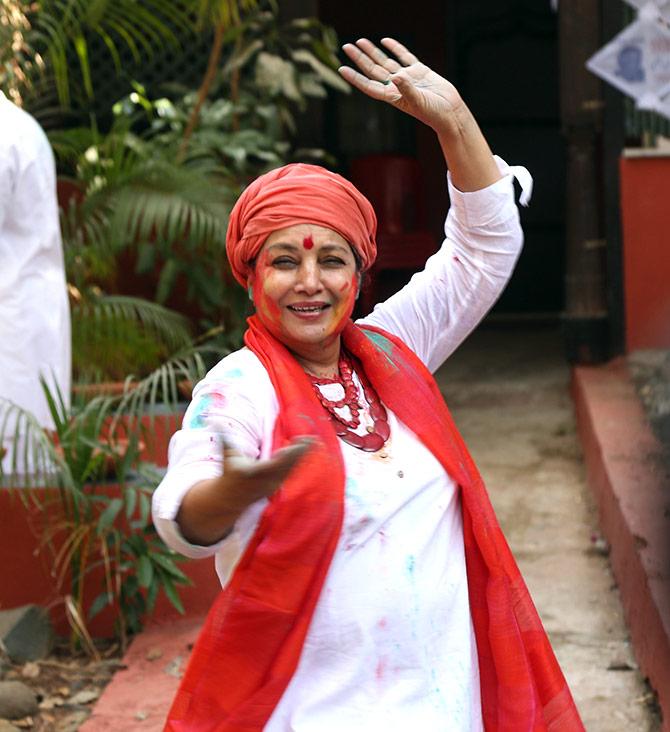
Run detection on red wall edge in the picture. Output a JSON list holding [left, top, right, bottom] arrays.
[[619, 155, 670, 351]]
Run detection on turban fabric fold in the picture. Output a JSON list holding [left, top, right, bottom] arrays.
[[226, 163, 378, 286]]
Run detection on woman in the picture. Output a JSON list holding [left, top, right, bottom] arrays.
[[153, 38, 583, 731]]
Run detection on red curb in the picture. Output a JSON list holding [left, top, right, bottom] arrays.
[[572, 358, 670, 730], [80, 615, 201, 731]]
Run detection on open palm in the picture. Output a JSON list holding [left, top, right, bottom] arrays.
[[338, 38, 464, 135]]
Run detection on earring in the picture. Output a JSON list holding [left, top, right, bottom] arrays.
[[248, 285, 254, 301]]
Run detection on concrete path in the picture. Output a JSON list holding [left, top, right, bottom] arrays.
[[436, 325, 661, 732]]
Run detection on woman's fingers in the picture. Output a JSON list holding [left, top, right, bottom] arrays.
[[353, 38, 402, 73], [380, 37, 419, 66], [268, 437, 315, 477], [338, 65, 399, 102], [342, 43, 387, 82], [240, 437, 315, 483], [339, 37, 424, 105], [220, 437, 316, 503]]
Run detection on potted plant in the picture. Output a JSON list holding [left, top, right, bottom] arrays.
[[0, 351, 217, 648]]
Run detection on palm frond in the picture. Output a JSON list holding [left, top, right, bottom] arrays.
[[83, 295, 192, 352], [0, 397, 68, 489], [195, 0, 260, 30], [113, 346, 216, 427], [26, 0, 197, 106], [107, 157, 232, 251]]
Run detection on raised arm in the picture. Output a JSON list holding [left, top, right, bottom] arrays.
[[338, 37, 501, 192]]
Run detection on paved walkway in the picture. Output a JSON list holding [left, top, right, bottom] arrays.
[[436, 325, 660, 731], [85, 325, 661, 731]]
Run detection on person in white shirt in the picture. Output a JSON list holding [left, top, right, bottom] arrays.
[[154, 38, 583, 732], [0, 91, 71, 474]]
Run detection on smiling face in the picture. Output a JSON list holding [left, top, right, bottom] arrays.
[[249, 223, 359, 359]]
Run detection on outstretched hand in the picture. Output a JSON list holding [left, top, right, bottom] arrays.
[[338, 38, 465, 136], [176, 436, 315, 546], [220, 437, 315, 511]]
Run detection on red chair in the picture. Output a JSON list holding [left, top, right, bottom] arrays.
[[350, 154, 438, 314]]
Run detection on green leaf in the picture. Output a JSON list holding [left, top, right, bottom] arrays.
[[161, 578, 185, 614], [97, 498, 123, 533], [137, 554, 154, 588], [124, 486, 138, 519], [135, 242, 156, 274], [139, 492, 151, 526], [88, 590, 114, 620], [152, 553, 190, 584], [156, 259, 180, 304], [146, 578, 159, 613]]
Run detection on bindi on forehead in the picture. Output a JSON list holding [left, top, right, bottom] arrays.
[[302, 235, 314, 250]]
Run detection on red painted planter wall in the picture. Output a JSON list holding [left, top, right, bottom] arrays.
[[0, 414, 221, 637], [619, 155, 670, 351]]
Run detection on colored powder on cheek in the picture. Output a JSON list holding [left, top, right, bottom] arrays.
[[302, 235, 314, 250], [261, 288, 282, 322], [252, 265, 282, 324], [326, 273, 357, 335]]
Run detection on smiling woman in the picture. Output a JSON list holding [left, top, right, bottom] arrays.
[[152, 36, 584, 732], [250, 224, 359, 372]]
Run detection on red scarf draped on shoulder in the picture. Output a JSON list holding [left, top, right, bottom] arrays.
[[165, 316, 584, 731]]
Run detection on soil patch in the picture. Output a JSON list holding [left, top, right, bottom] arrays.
[[0, 640, 122, 731]]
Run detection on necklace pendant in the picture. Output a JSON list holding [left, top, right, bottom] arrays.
[[360, 432, 385, 452], [375, 420, 391, 441]]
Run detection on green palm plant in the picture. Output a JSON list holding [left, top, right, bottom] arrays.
[[1, 0, 187, 106], [52, 112, 242, 382], [1, 0, 263, 108], [0, 376, 200, 650]]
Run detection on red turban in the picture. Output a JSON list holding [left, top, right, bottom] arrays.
[[226, 163, 377, 286]]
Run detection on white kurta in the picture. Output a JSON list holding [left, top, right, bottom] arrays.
[[153, 158, 529, 730], [0, 93, 71, 469]]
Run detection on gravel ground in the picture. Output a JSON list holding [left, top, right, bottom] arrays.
[[628, 350, 670, 468], [0, 641, 122, 731]]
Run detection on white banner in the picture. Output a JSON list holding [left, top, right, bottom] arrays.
[[587, 15, 670, 113]]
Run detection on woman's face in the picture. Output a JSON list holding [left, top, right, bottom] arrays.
[[249, 223, 359, 351]]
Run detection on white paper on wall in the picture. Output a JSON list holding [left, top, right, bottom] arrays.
[[623, 0, 670, 21], [647, 85, 670, 115], [586, 17, 670, 108]]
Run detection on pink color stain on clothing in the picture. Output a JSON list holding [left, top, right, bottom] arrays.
[[302, 235, 314, 250], [375, 658, 387, 681]]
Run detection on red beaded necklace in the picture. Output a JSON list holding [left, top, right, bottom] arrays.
[[308, 351, 390, 452]]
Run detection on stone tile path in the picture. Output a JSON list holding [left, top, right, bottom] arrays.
[[436, 326, 660, 731]]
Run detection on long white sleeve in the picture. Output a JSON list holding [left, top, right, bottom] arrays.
[[359, 156, 530, 373]]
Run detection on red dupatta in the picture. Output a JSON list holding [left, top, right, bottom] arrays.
[[164, 316, 584, 731]]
